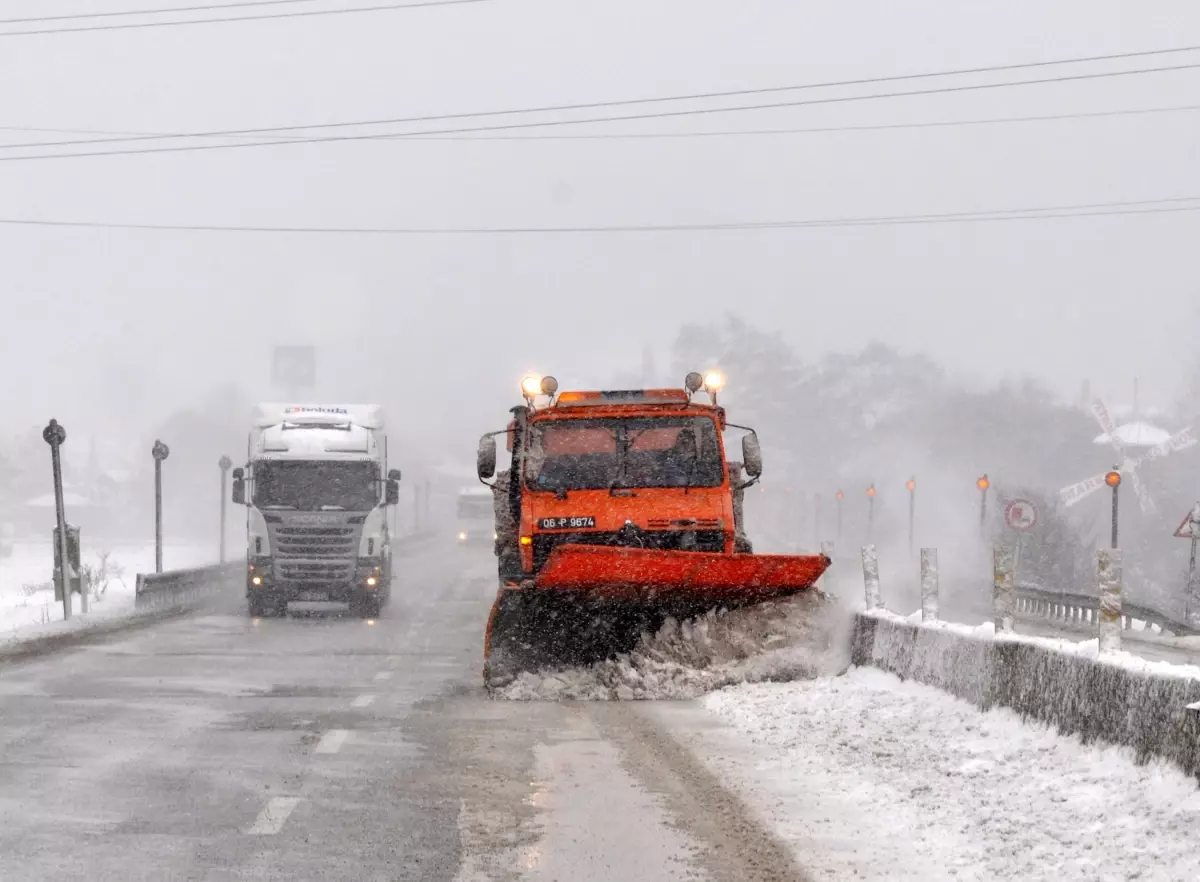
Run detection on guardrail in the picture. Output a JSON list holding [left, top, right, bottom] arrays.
[[1014, 584, 1198, 638], [134, 561, 244, 611], [133, 530, 441, 613]]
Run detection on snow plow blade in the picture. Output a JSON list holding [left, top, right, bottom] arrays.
[[483, 546, 831, 689], [535, 545, 830, 600]]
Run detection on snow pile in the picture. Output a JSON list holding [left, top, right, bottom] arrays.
[[0, 543, 212, 645], [494, 593, 854, 701], [872, 608, 1200, 682], [698, 668, 1200, 881]]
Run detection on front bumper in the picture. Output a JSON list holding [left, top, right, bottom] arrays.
[[246, 559, 385, 601]]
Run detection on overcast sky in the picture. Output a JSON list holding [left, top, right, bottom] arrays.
[[1, 0, 1197, 461]]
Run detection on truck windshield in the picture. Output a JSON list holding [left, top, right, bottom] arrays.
[[525, 416, 723, 491], [457, 494, 493, 519], [253, 461, 379, 511]]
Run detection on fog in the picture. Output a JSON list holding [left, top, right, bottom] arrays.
[[1, 1, 1199, 583]]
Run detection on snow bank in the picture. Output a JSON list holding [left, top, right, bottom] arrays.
[[698, 668, 1200, 881], [494, 593, 853, 701], [853, 612, 1200, 779], [0, 543, 212, 648]]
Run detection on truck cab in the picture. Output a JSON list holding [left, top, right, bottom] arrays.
[[232, 404, 401, 617], [480, 373, 761, 587]]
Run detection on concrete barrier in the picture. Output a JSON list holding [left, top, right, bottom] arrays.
[[134, 561, 243, 611], [852, 613, 1200, 779]]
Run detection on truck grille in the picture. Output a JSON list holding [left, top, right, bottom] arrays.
[[533, 530, 725, 572], [269, 523, 361, 584], [273, 526, 357, 558], [278, 560, 356, 582]]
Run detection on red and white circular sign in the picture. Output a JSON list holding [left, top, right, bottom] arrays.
[[1004, 498, 1038, 531]]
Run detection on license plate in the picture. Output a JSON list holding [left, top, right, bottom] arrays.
[[539, 516, 596, 530], [297, 591, 328, 602]]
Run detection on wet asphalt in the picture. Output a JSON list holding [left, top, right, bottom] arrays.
[[0, 540, 809, 882]]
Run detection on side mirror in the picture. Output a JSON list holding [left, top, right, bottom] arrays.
[[231, 467, 246, 505], [477, 436, 497, 481], [385, 470, 401, 506], [741, 434, 763, 479]]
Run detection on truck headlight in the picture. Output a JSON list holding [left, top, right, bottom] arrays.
[[457, 531, 468, 542]]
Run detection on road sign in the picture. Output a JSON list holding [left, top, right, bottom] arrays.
[[1004, 498, 1038, 531], [271, 345, 316, 391], [1173, 503, 1200, 539]]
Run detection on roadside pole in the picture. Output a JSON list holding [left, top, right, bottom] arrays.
[[835, 490, 844, 543], [152, 440, 170, 574], [865, 484, 876, 544], [906, 477, 916, 557], [1105, 469, 1121, 550], [1098, 549, 1123, 653], [1171, 503, 1200, 629], [813, 493, 822, 552], [218, 455, 232, 563], [976, 474, 990, 537], [861, 544, 881, 610], [43, 419, 71, 621]]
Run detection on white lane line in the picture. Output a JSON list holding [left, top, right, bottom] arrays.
[[314, 729, 350, 755], [352, 693, 376, 708], [246, 797, 301, 835], [373, 670, 393, 682]]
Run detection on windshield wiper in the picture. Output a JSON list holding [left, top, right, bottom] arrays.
[[319, 505, 346, 511], [262, 504, 297, 510]]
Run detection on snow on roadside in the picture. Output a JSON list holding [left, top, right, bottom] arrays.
[[495, 593, 854, 701], [693, 667, 1200, 882], [0, 543, 213, 646]]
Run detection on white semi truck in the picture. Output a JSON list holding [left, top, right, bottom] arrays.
[[231, 404, 401, 617]]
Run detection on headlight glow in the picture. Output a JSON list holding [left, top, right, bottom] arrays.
[[521, 374, 543, 397]]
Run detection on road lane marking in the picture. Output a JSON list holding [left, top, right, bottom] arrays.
[[373, 670, 393, 682], [315, 729, 350, 754], [352, 694, 376, 708], [246, 797, 301, 835]]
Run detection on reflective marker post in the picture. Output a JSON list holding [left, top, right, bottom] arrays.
[[1105, 469, 1121, 550], [865, 484, 876, 544], [42, 419, 71, 621], [152, 440, 170, 574], [976, 474, 990, 537], [906, 477, 916, 557], [218, 455, 233, 563], [835, 490, 844, 542]]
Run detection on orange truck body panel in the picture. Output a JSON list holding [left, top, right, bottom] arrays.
[[508, 392, 828, 600]]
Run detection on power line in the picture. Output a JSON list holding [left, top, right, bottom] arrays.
[[3, 44, 1200, 151], [0, 0, 328, 25], [5, 102, 1200, 147], [1, 196, 1198, 235], [0, 0, 487, 37], [4, 61, 1200, 162]]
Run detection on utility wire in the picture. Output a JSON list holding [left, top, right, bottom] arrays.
[[3, 62, 1200, 162], [3, 44, 1200, 151], [0, 0, 486, 37], [1, 196, 1198, 235], [6, 101, 1198, 147], [0, 0, 329, 25]]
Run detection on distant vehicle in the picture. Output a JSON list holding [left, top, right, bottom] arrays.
[[456, 486, 497, 547], [231, 404, 401, 618]]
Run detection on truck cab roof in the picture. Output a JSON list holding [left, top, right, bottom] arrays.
[[251, 403, 385, 461]]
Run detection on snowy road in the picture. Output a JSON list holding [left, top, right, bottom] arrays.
[[1, 542, 1197, 881], [0, 541, 802, 882]]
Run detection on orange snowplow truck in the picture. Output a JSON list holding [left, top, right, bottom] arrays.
[[475, 371, 830, 688]]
